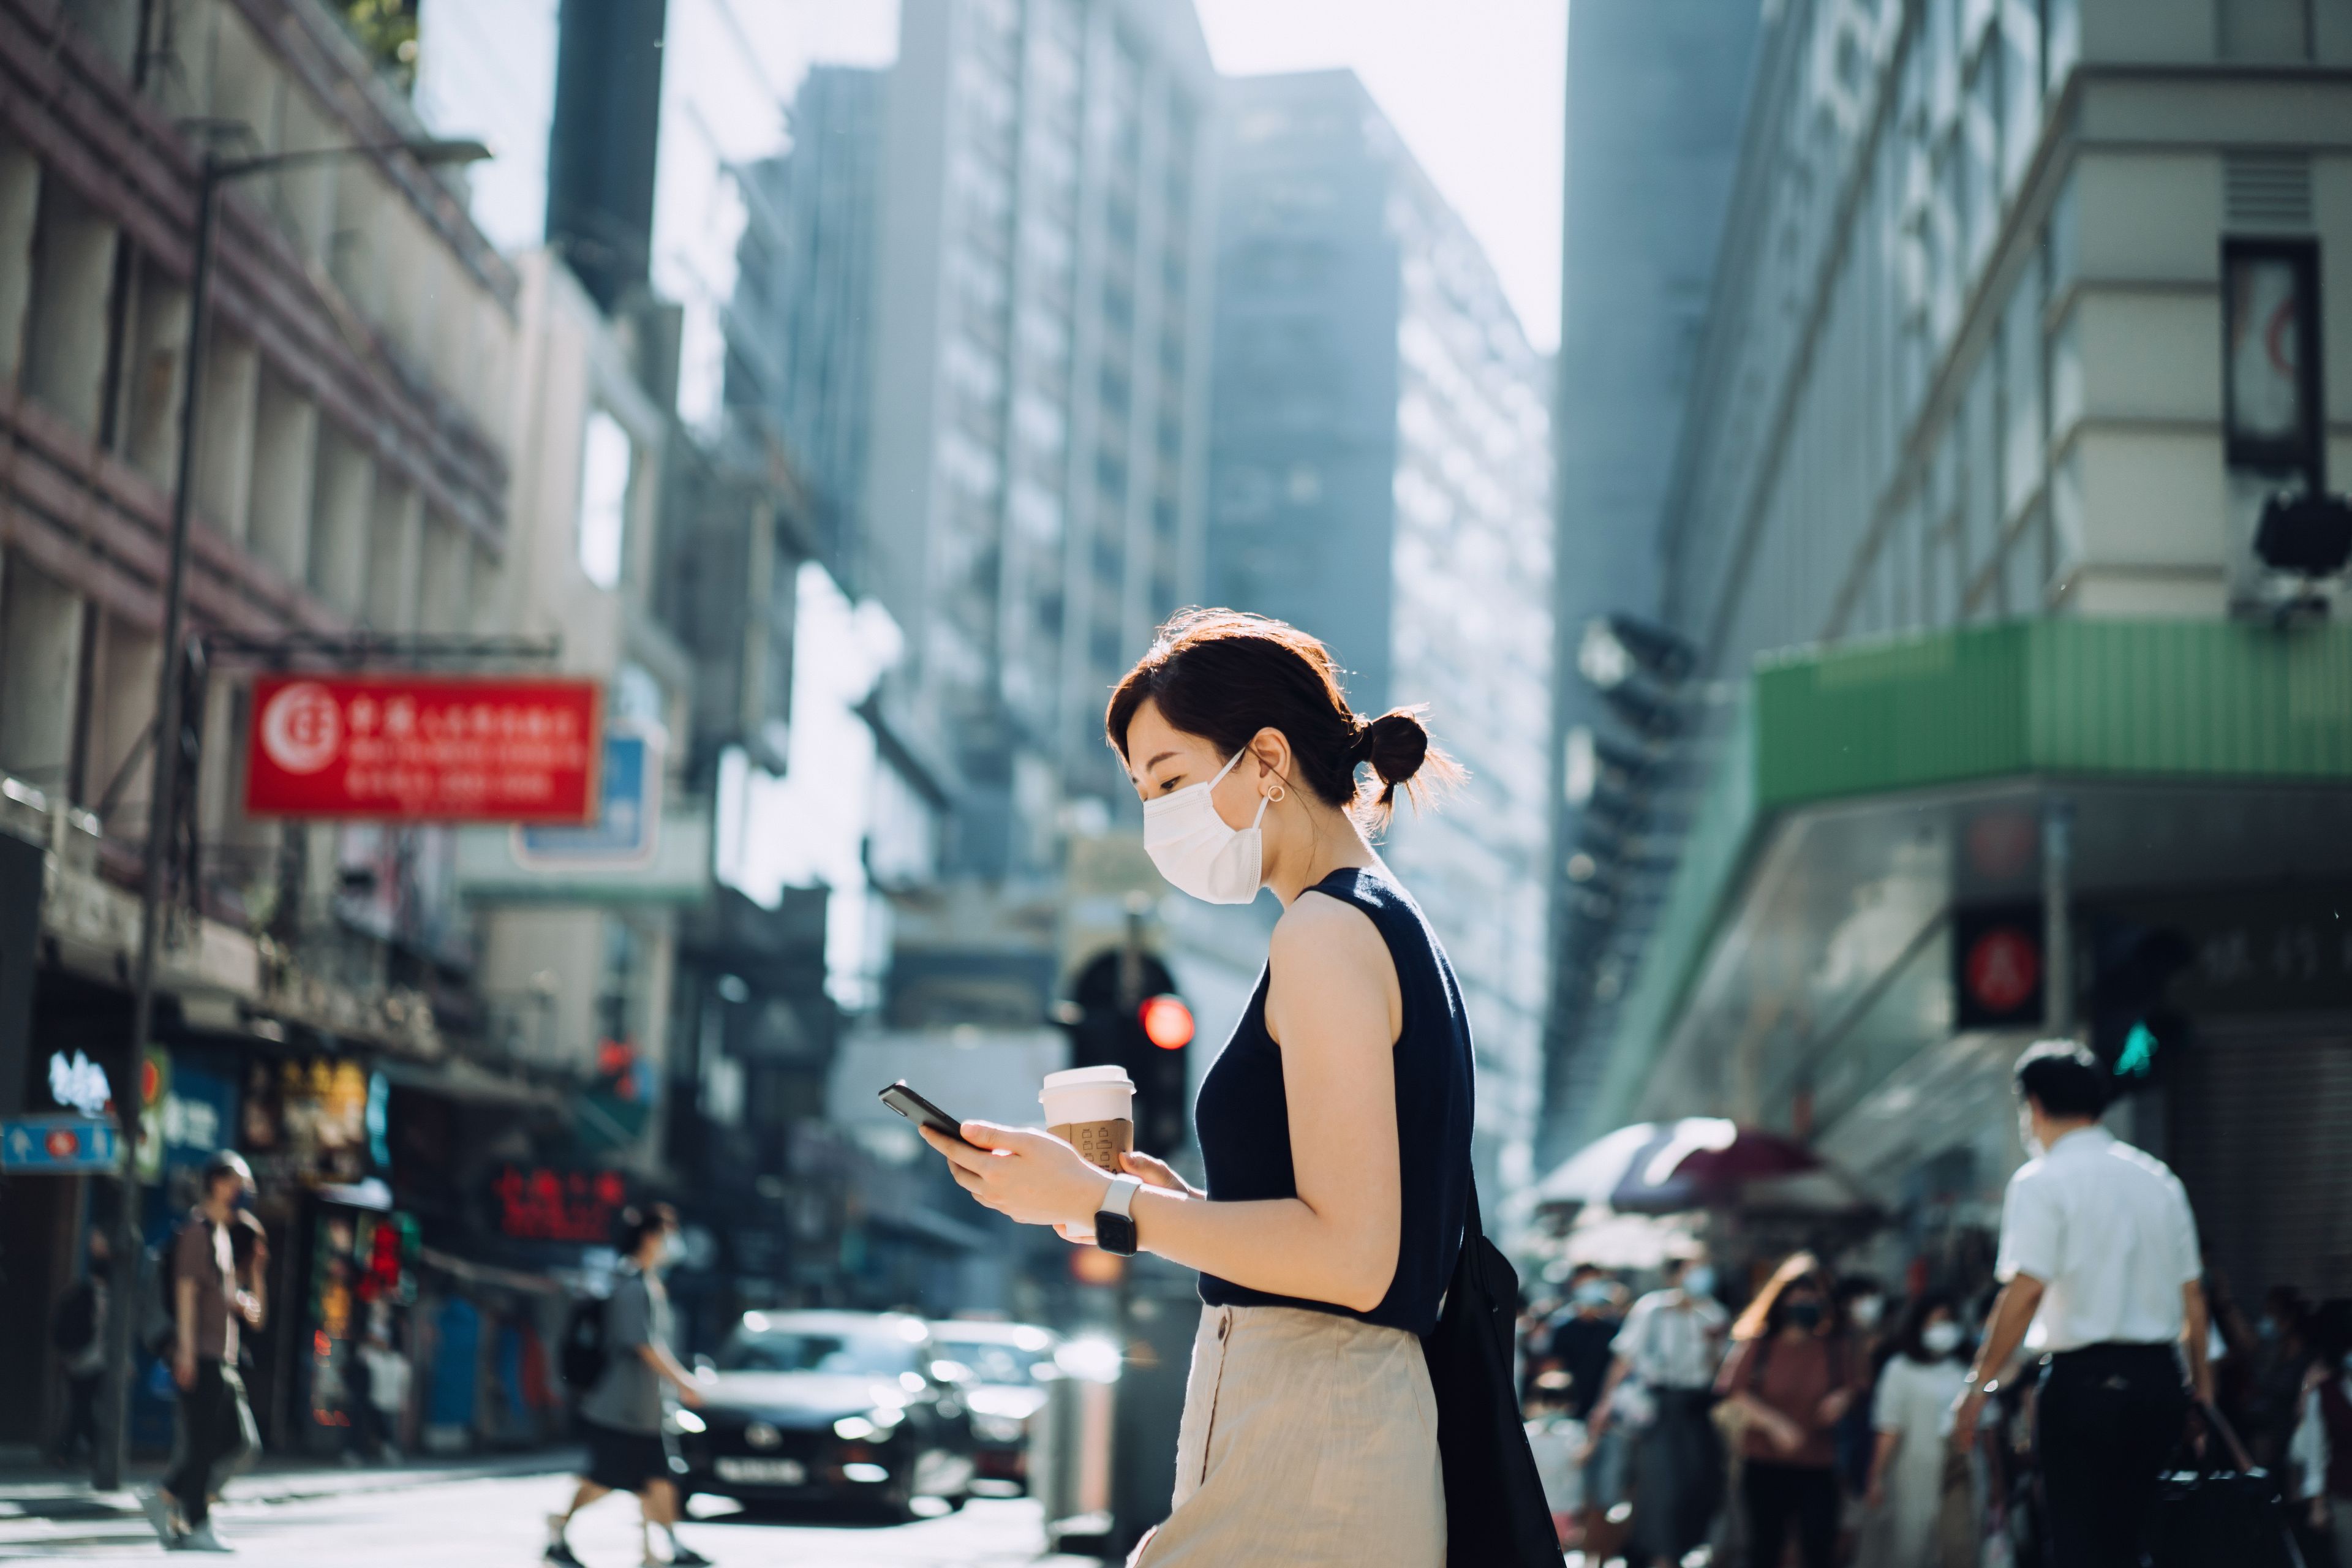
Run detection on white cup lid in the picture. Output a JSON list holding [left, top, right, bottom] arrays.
[[1042, 1065, 1134, 1090]]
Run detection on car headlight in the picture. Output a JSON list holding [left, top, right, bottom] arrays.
[[834, 1415, 876, 1441], [971, 1413, 1027, 1444]]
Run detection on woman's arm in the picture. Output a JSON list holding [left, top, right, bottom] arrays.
[[925, 893, 1406, 1313], [1866, 1427, 1901, 1506]]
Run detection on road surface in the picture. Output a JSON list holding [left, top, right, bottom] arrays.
[[0, 1471, 1102, 1566]]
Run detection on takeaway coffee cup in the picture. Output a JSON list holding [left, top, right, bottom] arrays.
[[1040, 1065, 1136, 1174]]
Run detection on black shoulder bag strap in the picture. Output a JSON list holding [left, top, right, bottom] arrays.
[[1420, 1177, 1559, 1567]]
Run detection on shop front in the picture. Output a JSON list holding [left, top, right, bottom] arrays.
[[1580, 620, 2352, 1303]]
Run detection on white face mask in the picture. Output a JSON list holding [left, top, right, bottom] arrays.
[[1850, 1295, 1885, 1330], [1143, 748, 1268, 905], [1921, 1321, 1963, 1357]]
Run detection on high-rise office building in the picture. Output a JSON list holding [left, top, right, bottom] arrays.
[[1539, 1, 1759, 1167], [863, 0, 1218, 900], [727, 66, 886, 585], [1207, 71, 1554, 1188]]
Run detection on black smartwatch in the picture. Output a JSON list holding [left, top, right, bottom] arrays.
[[1093, 1174, 1143, 1257]]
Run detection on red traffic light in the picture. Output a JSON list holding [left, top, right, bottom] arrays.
[[1138, 993, 1194, 1050]]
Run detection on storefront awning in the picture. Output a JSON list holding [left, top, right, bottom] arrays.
[[1587, 619, 2352, 1168]]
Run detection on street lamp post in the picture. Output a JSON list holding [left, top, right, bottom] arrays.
[[95, 135, 488, 1493]]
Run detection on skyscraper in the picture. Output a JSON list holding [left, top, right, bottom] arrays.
[[862, 0, 1218, 898], [1207, 70, 1554, 1189], [728, 66, 886, 584]]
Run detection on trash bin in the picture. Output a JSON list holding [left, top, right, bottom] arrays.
[[1030, 1332, 1123, 1557]]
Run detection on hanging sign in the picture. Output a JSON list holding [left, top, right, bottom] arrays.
[[243, 676, 603, 823]]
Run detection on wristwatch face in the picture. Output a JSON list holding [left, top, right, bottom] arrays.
[[1094, 1210, 1137, 1257]]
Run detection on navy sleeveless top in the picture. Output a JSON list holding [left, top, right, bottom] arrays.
[[1192, 865, 1474, 1335]]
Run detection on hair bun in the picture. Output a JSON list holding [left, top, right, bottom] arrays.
[[1360, 709, 1431, 786]]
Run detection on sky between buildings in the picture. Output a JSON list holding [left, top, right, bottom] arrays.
[[426, 0, 1567, 356]]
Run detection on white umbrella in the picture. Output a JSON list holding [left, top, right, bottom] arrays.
[[1532, 1121, 1663, 1207]]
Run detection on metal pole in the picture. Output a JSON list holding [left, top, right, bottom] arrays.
[[2043, 796, 2073, 1039], [96, 159, 216, 1493]]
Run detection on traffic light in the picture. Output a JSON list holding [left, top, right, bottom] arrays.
[[2089, 920, 2195, 1090], [1062, 948, 1194, 1158]]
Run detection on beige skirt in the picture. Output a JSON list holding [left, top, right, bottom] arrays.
[[1129, 1303, 1446, 1568]]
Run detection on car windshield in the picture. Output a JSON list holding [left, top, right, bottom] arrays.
[[932, 1340, 1054, 1386], [718, 1329, 919, 1378]]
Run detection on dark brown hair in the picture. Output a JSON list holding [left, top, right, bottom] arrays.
[[1104, 609, 1460, 827]]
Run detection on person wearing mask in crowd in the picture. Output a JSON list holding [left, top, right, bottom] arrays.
[[140, 1152, 266, 1553], [2291, 1305, 2352, 1568], [1864, 1294, 1970, 1568], [546, 1204, 712, 1568], [1834, 1276, 1891, 1531], [1548, 1266, 1631, 1560], [1951, 1041, 2210, 1568], [48, 1227, 108, 1466], [1548, 1265, 1628, 1423], [1719, 1254, 1858, 1568], [2248, 1286, 2317, 1471], [1589, 1253, 1728, 1568]]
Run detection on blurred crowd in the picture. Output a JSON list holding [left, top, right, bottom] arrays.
[[1514, 1252, 2352, 1568]]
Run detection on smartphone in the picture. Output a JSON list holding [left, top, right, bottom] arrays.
[[878, 1080, 974, 1147]]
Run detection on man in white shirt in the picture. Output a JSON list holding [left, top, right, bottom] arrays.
[[1952, 1041, 2211, 1568], [1589, 1254, 1729, 1568]]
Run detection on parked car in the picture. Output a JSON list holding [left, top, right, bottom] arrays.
[[924, 1319, 1062, 1497], [677, 1310, 975, 1519]]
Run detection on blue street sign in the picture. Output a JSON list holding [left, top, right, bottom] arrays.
[[1, 1116, 123, 1172], [516, 726, 660, 866]]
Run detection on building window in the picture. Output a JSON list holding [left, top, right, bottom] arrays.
[[578, 410, 633, 589], [2222, 240, 2321, 483]]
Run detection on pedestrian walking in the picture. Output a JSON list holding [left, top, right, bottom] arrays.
[[916, 612, 1474, 1567], [140, 1151, 266, 1554], [1951, 1041, 2212, 1568], [546, 1204, 712, 1568], [358, 1329, 411, 1462], [48, 1227, 108, 1465], [2291, 1305, 2352, 1568], [1863, 1294, 1970, 1568], [1546, 1265, 1627, 1422], [1718, 1254, 1858, 1568], [1544, 1268, 1634, 1559], [1587, 1253, 1729, 1568]]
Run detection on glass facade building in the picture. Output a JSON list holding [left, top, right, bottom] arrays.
[[1209, 71, 1554, 1188], [864, 0, 1218, 886]]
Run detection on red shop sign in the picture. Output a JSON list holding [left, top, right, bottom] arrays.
[[244, 675, 603, 823]]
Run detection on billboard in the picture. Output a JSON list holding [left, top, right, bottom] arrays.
[[243, 675, 602, 823]]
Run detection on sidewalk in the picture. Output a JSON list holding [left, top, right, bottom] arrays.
[[0, 1448, 580, 1554]]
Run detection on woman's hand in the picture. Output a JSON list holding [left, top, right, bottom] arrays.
[[1119, 1148, 1200, 1199], [1763, 1410, 1807, 1455], [1817, 1387, 1855, 1426], [922, 1121, 1109, 1231]]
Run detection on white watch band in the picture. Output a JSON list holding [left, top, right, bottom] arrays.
[[1099, 1173, 1142, 1218]]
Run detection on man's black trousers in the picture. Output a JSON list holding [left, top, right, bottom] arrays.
[[2035, 1342, 2189, 1568], [165, 1360, 255, 1526]]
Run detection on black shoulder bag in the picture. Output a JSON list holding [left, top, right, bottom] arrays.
[[1419, 1180, 1559, 1567]]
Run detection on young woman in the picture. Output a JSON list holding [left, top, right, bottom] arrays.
[[1863, 1294, 1969, 1568], [917, 611, 1472, 1566], [1717, 1253, 1858, 1568]]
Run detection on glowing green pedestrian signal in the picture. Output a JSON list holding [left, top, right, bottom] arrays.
[[2116, 1020, 2158, 1079]]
